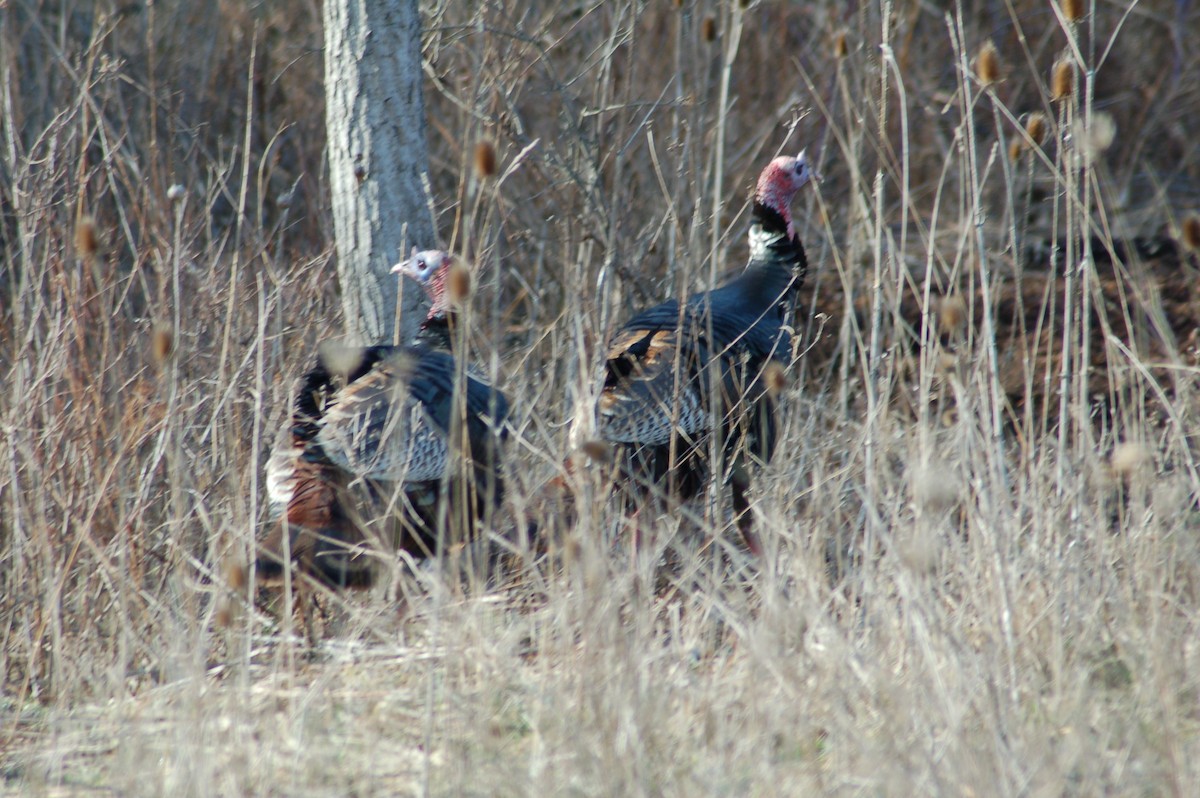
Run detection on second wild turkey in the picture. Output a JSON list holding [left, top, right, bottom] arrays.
[[596, 150, 815, 555], [257, 249, 508, 592]]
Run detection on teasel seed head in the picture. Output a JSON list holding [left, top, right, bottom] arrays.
[[1076, 111, 1116, 160], [1025, 112, 1048, 146], [151, 322, 174, 365], [447, 260, 472, 304], [580, 440, 612, 464], [1180, 214, 1200, 253], [910, 458, 961, 512], [938, 294, 968, 338], [382, 350, 417, 381], [975, 40, 1000, 87], [833, 30, 848, 59], [225, 559, 247, 591], [318, 340, 366, 380], [1051, 58, 1074, 101], [474, 141, 497, 179], [75, 214, 99, 261], [1110, 441, 1150, 479], [214, 601, 234, 629], [763, 361, 788, 397], [1061, 0, 1084, 22]]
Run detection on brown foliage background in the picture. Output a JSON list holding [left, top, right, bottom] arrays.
[[2, 1, 1199, 793]]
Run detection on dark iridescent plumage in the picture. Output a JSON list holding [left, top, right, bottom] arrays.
[[258, 251, 507, 589], [597, 152, 814, 553]]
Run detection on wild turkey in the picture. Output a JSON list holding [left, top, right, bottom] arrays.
[[596, 151, 815, 555], [257, 250, 508, 592]]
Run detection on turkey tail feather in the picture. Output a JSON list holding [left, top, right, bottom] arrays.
[[255, 458, 377, 589]]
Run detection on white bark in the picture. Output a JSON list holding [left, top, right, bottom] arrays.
[[324, 0, 435, 345]]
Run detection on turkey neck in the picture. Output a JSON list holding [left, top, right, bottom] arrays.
[[748, 200, 792, 262], [412, 312, 455, 351], [744, 200, 806, 295]]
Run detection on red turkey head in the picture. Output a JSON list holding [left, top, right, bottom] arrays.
[[755, 150, 815, 239]]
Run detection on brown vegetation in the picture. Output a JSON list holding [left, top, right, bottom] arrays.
[[3, 1, 1200, 794]]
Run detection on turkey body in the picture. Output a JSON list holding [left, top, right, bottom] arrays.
[[597, 153, 813, 553], [257, 253, 508, 589]]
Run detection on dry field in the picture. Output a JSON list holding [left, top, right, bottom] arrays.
[[3, 1, 1200, 795]]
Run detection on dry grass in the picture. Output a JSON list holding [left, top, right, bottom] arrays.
[[3, 0, 1200, 795]]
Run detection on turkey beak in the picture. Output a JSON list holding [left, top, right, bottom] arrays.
[[392, 246, 421, 276], [797, 151, 821, 185]]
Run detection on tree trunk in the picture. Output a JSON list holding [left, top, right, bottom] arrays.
[[324, 0, 435, 345]]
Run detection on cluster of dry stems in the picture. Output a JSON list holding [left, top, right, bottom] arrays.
[[2, 1, 1199, 793]]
